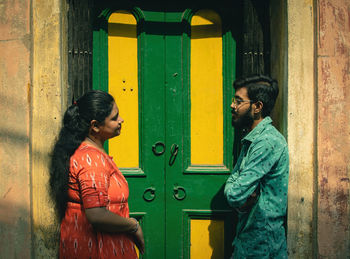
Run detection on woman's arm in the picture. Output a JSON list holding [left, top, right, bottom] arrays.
[[85, 207, 145, 254], [85, 207, 135, 232]]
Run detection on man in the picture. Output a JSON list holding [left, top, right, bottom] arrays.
[[224, 75, 289, 258]]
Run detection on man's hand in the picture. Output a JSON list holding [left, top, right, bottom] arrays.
[[237, 192, 258, 212]]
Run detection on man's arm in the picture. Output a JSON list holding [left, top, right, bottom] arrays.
[[224, 140, 275, 208]]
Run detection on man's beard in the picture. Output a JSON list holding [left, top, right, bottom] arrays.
[[231, 105, 254, 130]]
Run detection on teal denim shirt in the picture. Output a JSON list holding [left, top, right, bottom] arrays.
[[225, 116, 289, 258]]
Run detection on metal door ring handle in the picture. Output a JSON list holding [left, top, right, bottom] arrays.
[[152, 141, 165, 156], [173, 186, 186, 201], [143, 187, 156, 202]]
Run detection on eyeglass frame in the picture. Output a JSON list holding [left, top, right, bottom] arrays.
[[231, 97, 254, 107]]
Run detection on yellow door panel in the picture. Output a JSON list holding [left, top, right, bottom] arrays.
[[108, 11, 139, 168], [191, 10, 223, 165], [190, 219, 225, 259]]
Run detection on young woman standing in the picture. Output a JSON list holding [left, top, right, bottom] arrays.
[[50, 90, 144, 258]]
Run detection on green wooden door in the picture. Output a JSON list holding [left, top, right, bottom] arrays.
[[93, 2, 240, 258]]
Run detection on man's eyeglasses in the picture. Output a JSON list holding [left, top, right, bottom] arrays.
[[232, 97, 254, 106]]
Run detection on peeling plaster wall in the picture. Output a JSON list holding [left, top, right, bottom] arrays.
[[0, 0, 32, 258], [317, 0, 350, 257]]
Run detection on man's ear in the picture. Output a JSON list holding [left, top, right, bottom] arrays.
[[253, 101, 263, 115], [90, 120, 100, 133]]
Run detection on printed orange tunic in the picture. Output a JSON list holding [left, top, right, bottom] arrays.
[[60, 142, 138, 259]]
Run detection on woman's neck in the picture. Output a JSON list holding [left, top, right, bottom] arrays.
[[84, 135, 106, 154]]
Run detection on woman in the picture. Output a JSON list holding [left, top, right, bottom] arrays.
[[50, 90, 144, 258]]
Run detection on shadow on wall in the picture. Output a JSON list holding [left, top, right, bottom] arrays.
[[0, 201, 58, 258], [0, 202, 60, 258], [0, 112, 60, 258], [0, 202, 31, 258]]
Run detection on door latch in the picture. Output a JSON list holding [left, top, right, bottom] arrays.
[[169, 143, 179, 165]]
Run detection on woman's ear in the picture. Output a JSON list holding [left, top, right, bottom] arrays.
[[90, 120, 100, 133]]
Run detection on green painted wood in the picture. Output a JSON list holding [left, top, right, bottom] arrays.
[[93, 7, 167, 258], [164, 7, 238, 258], [92, 12, 109, 153], [92, 2, 241, 258], [134, 10, 167, 258]]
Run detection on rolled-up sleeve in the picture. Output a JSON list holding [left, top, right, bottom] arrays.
[[224, 140, 275, 208]]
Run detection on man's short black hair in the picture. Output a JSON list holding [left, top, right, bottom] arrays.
[[234, 75, 279, 117]]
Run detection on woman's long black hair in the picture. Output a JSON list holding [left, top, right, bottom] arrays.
[[49, 90, 115, 220]]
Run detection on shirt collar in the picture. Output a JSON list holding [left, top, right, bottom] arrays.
[[241, 116, 272, 143]]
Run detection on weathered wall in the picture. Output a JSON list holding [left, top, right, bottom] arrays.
[[0, 0, 32, 257], [287, 0, 316, 258], [317, 0, 350, 257], [0, 0, 67, 257], [31, 0, 67, 257]]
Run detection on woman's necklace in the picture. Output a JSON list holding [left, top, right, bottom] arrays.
[[85, 136, 106, 154], [86, 136, 96, 144]]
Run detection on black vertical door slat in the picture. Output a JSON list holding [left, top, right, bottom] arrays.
[[242, 0, 270, 77], [67, 0, 93, 102]]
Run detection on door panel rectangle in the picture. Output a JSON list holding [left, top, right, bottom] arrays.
[[190, 10, 223, 166], [190, 219, 224, 259], [108, 11, 139, 169]]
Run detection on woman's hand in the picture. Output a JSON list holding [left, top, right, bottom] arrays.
[[132, 224, 145, 254], [85, 208, 145, 254]]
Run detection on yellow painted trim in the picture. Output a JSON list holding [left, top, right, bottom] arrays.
[[190, 10, 223, 165], [190, 219, 224, 259], [108, 11, 139, 168]]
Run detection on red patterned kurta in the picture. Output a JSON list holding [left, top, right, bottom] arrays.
[[60, 142, 138, 259]]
